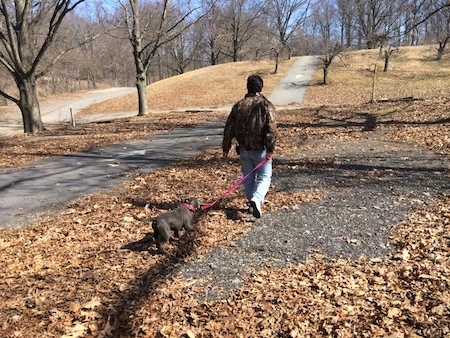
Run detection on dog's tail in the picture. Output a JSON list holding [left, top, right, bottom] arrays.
[[134, 215, 157, 222]]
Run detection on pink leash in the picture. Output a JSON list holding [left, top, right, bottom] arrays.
[[200, 157, 268, 211]]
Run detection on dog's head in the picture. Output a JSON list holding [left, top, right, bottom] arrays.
[[181, 197, 200, 211]]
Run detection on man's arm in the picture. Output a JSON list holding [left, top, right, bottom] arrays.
[[264, 103, 277, 154], [222, 107, 237, 157]]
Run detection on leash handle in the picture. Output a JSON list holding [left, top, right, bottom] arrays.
[[200, 157, 268, 211]]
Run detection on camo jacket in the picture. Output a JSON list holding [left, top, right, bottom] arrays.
[[222, 93, 277, 153]]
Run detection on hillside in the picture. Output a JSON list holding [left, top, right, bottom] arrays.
[[0, 45, 449, 337], [305, 45, 450, 104], [79, 58, 298, 115], [78, 44, 450, 117]]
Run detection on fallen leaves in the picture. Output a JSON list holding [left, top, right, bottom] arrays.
[[0, 95, 449, 337]]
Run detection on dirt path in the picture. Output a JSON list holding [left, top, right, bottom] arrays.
[[178, 126, 450, 300]]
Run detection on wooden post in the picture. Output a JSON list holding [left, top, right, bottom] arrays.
[[371, 64, 377, 103], [70, 108, 76, 127]]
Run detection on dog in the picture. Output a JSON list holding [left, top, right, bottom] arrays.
[[152, 197, 201, 254]]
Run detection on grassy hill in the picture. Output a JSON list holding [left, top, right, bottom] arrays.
[[81, 58, 298, 114], [304, 45, 450, 105], [81, 44, 450, 116]]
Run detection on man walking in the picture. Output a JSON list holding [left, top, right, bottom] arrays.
[[222, 74, 277, 218]]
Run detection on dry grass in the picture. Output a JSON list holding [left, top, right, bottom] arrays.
[[79, 59, 297, 115], [304, 45, 450, 105], [80, 45, 450, 117]]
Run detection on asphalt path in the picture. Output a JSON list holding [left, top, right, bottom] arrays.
[[0, 122, 223, 228], [0, 87, 136, 137], [268, 55, 317, 105], [0, 56, 318, 229]]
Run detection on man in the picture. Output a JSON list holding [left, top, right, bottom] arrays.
[[222, 74, 277, 218]]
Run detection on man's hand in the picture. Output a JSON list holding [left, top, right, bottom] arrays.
[[266, 152, 274, 161]]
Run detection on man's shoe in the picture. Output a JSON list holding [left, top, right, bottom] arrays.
[[247, 202, 254, 215], [250, 197, 261, 218]]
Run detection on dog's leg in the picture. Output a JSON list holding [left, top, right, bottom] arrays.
[[157, 220, 171, 254], [153, 220, 168, 254], [184, 218, 195, 232]]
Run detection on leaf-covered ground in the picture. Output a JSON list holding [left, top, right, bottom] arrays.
[[0, 95, 449, 337]]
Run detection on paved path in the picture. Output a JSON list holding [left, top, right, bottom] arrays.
[[0, 122, 223, 228], [0, 56, 317, 229], [268, 56, 318, 105], [0, 87, 135, 137]]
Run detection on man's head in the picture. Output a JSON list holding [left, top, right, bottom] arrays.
[[247, 74, 263, 94]]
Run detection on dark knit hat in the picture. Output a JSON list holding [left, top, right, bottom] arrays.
[[247, 74, 263, 94]]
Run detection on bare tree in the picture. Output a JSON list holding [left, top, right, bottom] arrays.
[[382, 45, 398, 72], [264, 0, 311, 59], [196, 0, 226, 66], [221, 0, 261, 62], [437, 36, 449, 60], [97, 31, 135, 87], [352, 0, 409, 49], [120, 0, 206, 116], [430, 1, 450, 60], [336, 0, 356, 47], [321, 43, 343, 85], [403, 0, 424, 45], [0, 0, 87, 133], [350, 0, 450, 49], [165, 25, 201, 74], [311, 0, 340, 51]]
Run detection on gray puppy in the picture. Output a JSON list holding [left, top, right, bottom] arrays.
[[152, 197, 201, 254]]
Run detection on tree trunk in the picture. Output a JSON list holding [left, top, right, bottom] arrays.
[[18, 77, 44, 133], [437, 44, 444, 60], [384, 57, 389, 72], [323, 66, 328, 85], [273, 54, 279, 74], [437, 37, 449, 60], [285, 44, 292, 60], [271, 48, 280, 74], [233, 39, 238, 62], [136, 72, 148, 116], [210, 50, 217, 65]]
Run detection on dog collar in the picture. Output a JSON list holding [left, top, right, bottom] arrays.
[[182, 202, 197, 212]]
